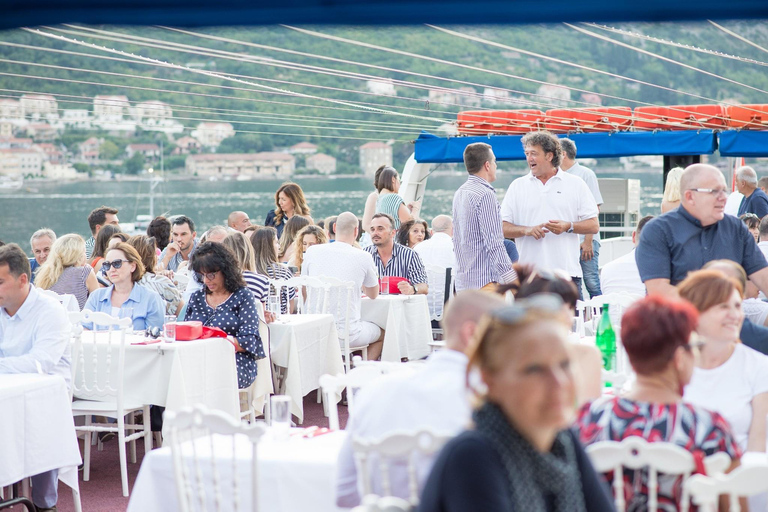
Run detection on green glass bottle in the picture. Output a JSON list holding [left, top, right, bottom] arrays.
[[595, 303, 616, 372]]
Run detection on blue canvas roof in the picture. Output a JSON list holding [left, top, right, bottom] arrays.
[[413, 130, 768, 163]]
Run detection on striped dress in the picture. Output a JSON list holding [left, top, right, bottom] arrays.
[[49, 266, 91, 310], [376, 193, 405, 229], [243, 270, 270, 303]]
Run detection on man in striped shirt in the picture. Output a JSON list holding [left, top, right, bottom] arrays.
[[365, 213, 428, 295], [452, 142, 517, 291]]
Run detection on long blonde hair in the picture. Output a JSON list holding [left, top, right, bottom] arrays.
[[663, 167, 684, 203], [294, 225, 328, 272], [278, 216, 311, 260], [274, 182, 311, 227], [222, 231, 256, 272], [35, 234, 86, 290]]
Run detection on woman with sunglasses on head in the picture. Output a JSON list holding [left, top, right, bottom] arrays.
[[184, 241, 265, 389], [419, 295, 614, 512], [83, 242, 165, 331], [575, 295, 742, 511]]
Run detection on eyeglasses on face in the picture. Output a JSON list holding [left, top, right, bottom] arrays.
[[688, 188, 729, 198], [102, 259, 130, 270], [202, 270, 219, 281]]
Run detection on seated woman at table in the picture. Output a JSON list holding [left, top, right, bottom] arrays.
[[222, 231, 274, 324], [279, 215, 311, 265], [293, 224, 328, 275], [127, 234, 182, 317], [396, 218, 430, 249], [88, 224, 122, 274], [184, 241, 266, 389], [83, 242, 165, 331], [575, 294, 742, 511], [250, 227, 296, 314], [499, 264, 602, 405], [419, 294, 614, 512], [35, 233, 100, 310], [678, 269, 768, 453]]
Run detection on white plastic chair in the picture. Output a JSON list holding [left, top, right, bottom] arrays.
[[352, 430, 454, 506], [239, 301, 273, 423], [352, 495, 414, 512], [586, 436, 732, 512], [267, 276, 319, 315], [685, 464, 768, 512], [319, 366, 384, 430], [165, 404, 268, 512], [424, 265, 452, 339], [38, 288, 80, 312], [313, 275, 367, 372], [69, 309, 152, 497], [352, 355, 425, 375]]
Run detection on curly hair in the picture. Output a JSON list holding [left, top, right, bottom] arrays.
[[189, 241, 246, 294], [279, 215, 311, 260], [294, 225, 328, 272], [521, 131, 562, 169], [274, 182, 311, 227], [396, 219, 431, 248]]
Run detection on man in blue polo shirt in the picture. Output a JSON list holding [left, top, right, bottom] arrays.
[[736, 165, 768, 219], [636, 164, 768, 297]]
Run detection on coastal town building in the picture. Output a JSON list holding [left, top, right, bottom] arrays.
[[288, 142, 318, 155], [36, 143, 65, 164], [43, 161, 82, 180], [0, 137, 33, 149], [20, 94, 58, 119], [0, 121, 15, 138], [25, 123, 57, 142], [366, 79, 396, 96], [428, 89, 460, 106], [306, 153, 336, 174], [93, 95, 130, 122], [0, 147, 45, 176], [59, 109, 92, 130], [126, 143, 161, 160], [172, 136, 202, 155], [0, 99, 23, 119], [78, 137, 102, 163], [185, 152, 295, 178], [191, 122, 235, 148], [359, 141, 392, 176]]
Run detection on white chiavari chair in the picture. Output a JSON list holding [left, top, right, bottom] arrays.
[[165, 405, 268, 512], [352, 495, 414, 512], [239, 301, 273, 424], [685, 464, 768, 512], [69, 309, 152, 497], [319, 366, 384, 430]]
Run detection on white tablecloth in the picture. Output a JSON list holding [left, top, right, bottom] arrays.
[[127, 430, 347, 512], [0, 374, 81, 488], [361, 295, 432, 362], [269, 314, 344, 423], [77, 333, 240, 435]]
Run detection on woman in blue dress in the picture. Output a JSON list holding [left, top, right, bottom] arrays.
[[184, 241, 265, 389]]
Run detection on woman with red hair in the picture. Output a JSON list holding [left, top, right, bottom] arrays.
[[575, 294, 742, 511]]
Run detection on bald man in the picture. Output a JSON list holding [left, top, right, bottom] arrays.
[[736, 166, 768, 218], [227, 211, 251, 233], [335, 290, 506, 507], [636, 164, 768, 297], [414, 215, 456, 269]]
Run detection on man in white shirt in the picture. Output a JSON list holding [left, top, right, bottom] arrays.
[[0, 244, 71, 512], [600, 215, 654, 297], [414, 215, 456, 270], [501, 131, 599, 298], [302, 212, 384, 360], [560, 139, 604, 298], [335, 290, 506, 507]]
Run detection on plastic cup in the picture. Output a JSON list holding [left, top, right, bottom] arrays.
[[268, 294, 281, 321], [163, 315, 176, 342], [270, 395, 291, 440], [380, 276, 390, 295]]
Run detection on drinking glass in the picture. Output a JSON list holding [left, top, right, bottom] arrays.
[[163, 315, 177, 342], [268, 294, 281, 322], [270, 395, 291, 440], [119, 307, 134, 333], [379, 276, 390, 295], [571, 314, 584, 338]]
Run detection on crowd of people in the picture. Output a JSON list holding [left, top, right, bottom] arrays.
[[5, 128, 768, 510]]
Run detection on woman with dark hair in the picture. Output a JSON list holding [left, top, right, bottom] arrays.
[[375, 166, 412, 229], [89, 224, 123, 274], [264, 182, 312, 238], [279, 215, 311, 264], [396, 218, 430, 248], [184, 242, 265, 389], [420, 295, 614, 512], [250, 227, 296, 314], [740, 212, 760, 243], [575, 294, 742, 511], [147, 216, 172, 253], [128, 235, 182, 316], [362, 165, 386, 234]]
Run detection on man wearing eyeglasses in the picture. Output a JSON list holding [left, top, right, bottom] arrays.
[[636, 164, 768, 298], [736, 166, 768, 219]]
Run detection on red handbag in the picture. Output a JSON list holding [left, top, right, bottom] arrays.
[[173, 322, 228, 341]]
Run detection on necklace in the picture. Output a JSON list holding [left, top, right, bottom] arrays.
[[206, 292, 232, 310]]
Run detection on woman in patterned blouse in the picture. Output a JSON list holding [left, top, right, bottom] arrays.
[[184, 241, 265, 389], [575, 295, 742, 512]]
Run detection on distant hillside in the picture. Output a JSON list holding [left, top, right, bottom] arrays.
[[1, 21, 767, 167]]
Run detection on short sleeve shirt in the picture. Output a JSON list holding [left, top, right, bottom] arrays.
[[738, 188, 768, 219], [364, 244, 428, 285], [636, 206, 768, 285], [567, 162, 603, 242]]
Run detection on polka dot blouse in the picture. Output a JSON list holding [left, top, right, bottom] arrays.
[[184, 287, 266, 389]]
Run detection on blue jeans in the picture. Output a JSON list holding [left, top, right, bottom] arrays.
[[580, 238, 601, 299], [31, 469, 58, 508], [572, 276, 584, 301], [504, 239, 519, 263]]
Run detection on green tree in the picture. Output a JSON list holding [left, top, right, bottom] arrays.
[[99, 140, 121, 161], [124, 153, 145, 174]]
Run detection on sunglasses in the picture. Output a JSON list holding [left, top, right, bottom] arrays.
[[102, 259, 130, 270], [488, 293, 565, 324]]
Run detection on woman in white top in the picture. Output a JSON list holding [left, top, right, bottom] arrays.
[[679, 269, 768, 452]]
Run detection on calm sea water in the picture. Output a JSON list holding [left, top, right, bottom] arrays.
[[0, 170, 664, 250]]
